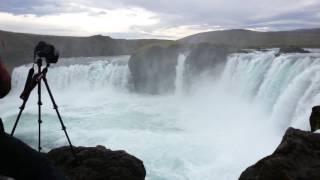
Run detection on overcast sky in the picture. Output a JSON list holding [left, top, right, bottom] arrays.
[[0, 0, 319, 39]]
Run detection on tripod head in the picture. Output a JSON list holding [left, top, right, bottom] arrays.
[[34, 41, 59, 65], [20, 41, 59, 101]]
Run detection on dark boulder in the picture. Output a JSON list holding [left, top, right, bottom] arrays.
[[239, 127, 320, 180], [185, 43, 229, 75], [129, 44, 179, 94], [276, 46, 310, 56], [0, 176, 12, 180], [47, 145, 146, 180], [0, 119, 67, 180], [128, 43, 231, 94], [310, 106, 320, 132]]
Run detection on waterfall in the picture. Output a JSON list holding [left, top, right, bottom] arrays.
[[175, 53, 187, 95], [5, 49, 320, 180], [11, 56, 131, 93], [221, 49, 320, 130], [10, 50, 320, 131]]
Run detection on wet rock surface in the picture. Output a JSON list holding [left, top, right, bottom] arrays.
[[47, 145, 146, 180], [276, 46, 310, 56], [128, 43, 231, 94], [185, 43, 229, 76], [183, 43, 230, 89], [129, 45, 179, 94], [239, 128, 320, 180]]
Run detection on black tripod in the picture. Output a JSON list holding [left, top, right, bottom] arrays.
[[11, 58, 77, 159]]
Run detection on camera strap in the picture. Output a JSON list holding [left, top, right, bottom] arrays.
[[20, 67, 34, 100]]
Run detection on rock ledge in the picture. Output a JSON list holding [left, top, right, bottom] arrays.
[[47, 145, 146, 180], [240, 128, 320, 180]]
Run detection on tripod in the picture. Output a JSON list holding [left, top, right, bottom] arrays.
[[11, 58, 77, 159]]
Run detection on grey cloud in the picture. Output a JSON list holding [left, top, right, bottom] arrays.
[[0, 0, 62, 15], [0, 0, 319, 38], [108, 0, 320, 31], [0, 0, 95, 16]]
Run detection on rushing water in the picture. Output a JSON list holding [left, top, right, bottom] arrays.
[[175, 53, 187, 95], [1, 50, 320, 179]]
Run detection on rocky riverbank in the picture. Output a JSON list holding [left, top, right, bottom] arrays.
[[47, 145, 146, 180], [240, 127, 320, 180], [0, 145, 146, 180]]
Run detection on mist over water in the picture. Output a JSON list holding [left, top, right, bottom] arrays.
[[1, 50, 320, 179]]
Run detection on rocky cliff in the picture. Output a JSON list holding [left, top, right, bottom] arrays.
[[128, 43, 231, 94], [128, 44, 180, 94], [47, 145, 146, 180], [184, 43, 230, 89], [239, 128, 320, 180]]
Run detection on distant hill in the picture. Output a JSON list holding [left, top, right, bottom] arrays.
[[0, 30, 172, 72], [179, 29, 320, 48], [2, 28, 320, 72]]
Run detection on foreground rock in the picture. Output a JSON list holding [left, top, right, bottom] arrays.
[[47, 145, 146, 180], [0, 119, 67, 180], [239, 128, 320, 180]]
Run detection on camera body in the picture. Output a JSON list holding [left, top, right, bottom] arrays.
[[34, 41, 59, 64]]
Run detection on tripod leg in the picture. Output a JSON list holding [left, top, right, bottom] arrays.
[[11, 100, 27, 136], [37, 76, 43, 152], [42, 76, 77, 160]]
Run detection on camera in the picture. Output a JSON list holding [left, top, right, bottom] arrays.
[[34, 41, 59, 64]]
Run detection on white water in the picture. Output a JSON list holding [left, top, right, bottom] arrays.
[[221, 50, 320, 131], [175, 53, 187, 95], [11, 56, 131, 93], [1, 50, 320, 179]]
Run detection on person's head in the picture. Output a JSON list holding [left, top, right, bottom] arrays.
[[0, 57, 11, 98]]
